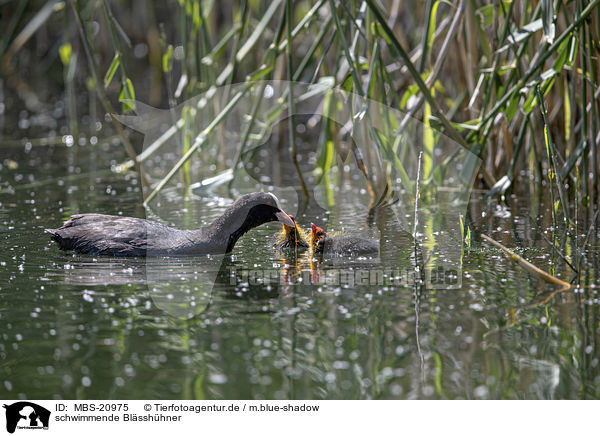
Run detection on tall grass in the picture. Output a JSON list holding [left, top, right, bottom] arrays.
[[2, 0, 599, 225]]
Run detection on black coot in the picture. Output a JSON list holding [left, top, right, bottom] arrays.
[[310, 224, 379, 257], [46, 192, 294, 257]]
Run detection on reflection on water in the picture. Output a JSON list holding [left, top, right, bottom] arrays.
[[0, 144, 599, 400]]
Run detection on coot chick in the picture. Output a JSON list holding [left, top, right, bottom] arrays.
[[273, 215, 309, 252], [47, 192, 295, 257], [310, 224, 379, 257]]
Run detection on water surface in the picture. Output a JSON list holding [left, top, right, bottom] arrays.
[[1, 140, 599, 400]]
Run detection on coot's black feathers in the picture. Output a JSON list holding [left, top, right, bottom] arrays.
[[317, 235, 380, 257], [47, 192, 293, 257], [46, 214, 207, 256]]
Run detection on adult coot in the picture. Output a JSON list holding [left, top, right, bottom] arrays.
[[46, 192, 294, 257]]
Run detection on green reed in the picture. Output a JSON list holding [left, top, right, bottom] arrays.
[[3, 0, 600, 229]]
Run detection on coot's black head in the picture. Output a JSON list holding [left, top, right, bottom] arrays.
[[213, 192, 295, 252], [235, 191, 294, 225]]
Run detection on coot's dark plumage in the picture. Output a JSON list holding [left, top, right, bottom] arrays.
[[310, 224, 379, 257], [46, 192, 294, 257]]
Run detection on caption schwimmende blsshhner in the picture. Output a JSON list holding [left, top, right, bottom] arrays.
[[52, 402, 318, 422]]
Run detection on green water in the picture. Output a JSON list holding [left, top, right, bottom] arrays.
[[1, 140, 598, 400]]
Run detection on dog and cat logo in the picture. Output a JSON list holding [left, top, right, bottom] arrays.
[[2, 402, 50, 433]]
